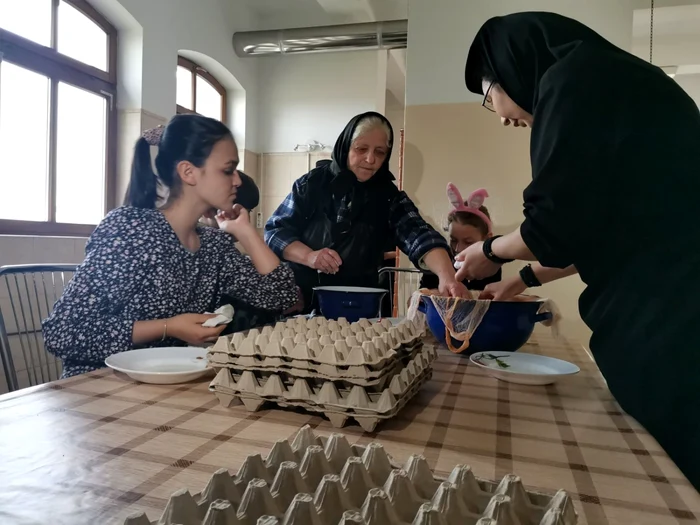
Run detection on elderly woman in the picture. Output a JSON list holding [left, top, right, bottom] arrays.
[[265, 111, 467, 312], [459, 12, 700, 489]]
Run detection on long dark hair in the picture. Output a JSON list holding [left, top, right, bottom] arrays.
[[125, 114, 233, 208]]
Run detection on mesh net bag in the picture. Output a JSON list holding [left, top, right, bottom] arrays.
[[407, 289, 562, 352], [407, 289, 491, 353]]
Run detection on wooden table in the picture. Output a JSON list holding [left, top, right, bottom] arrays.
[[0, 329, 698, 525]]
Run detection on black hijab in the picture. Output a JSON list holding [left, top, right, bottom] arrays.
[[330, 111, 395, 187], [464, 12, 700, 282], [465, 12, 619, 114]]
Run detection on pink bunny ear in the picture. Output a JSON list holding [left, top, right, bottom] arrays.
[[446, 183, 464, 210], [467, 188, 489, 209], [445, 184, 493, 234]]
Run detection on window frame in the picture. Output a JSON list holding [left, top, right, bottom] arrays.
[[0, 0, 118, 237], [176, 55, 227, 121]]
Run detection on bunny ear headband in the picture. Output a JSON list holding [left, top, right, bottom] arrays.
[[446, 183, 492, 233]]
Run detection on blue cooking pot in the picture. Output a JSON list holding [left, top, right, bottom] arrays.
[[419, 295, 552, 354], [314, 286, 387, 322]]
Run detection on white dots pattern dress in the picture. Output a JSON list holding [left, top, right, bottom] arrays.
[[42, 206, 298, 378]]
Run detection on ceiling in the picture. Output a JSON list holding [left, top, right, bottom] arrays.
[[242, 0, 408, 28]]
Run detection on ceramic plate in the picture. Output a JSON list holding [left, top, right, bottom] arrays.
[[469, 351, 580, 385], [105, 347, 211, 385]]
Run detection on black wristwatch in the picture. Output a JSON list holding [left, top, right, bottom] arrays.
[[519, 264, 542, 287], [482, 236, 514, 264]]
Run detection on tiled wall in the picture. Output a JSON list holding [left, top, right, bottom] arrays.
[[259, 152, 332, 228], [0, 235, 87, 393], [242, 150, 262, 236]]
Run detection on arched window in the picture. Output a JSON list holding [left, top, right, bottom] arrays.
[[0, 0, 117, 237], [176, 56, 227, 122]]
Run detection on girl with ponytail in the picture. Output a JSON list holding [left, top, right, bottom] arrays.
[[43, 114, 298, 378]]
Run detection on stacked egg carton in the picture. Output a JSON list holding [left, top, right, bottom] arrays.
[[208, 317, 434, 431], [123, 424, 577, 525]]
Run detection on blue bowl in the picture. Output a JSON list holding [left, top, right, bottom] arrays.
[[419, 296, 551, 354], [314, 286, 387, 323]]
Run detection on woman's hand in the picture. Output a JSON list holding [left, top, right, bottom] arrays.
[[200, 209, 219, 228], [438, 277, 471, 298], [479, 276, 527, 301], [455, 242, 502, 281], [216, 205, 252, 237], [306, 248, 342, 274], [167, 313, 227, 345]]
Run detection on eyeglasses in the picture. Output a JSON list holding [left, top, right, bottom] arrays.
[[482, 82, 496, 112]]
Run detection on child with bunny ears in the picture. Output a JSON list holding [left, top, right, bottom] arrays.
[[420, 183, 503, 291]]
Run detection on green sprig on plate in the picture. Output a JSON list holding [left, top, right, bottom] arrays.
[[473, 353, 511, 369]]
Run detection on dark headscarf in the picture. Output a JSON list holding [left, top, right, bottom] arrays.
[[236, 171, 259, 211], [465, 12, 618, 114], [330, 111, 395, 184]]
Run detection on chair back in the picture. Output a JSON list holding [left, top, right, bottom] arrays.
[[0, 264, 78, 392]]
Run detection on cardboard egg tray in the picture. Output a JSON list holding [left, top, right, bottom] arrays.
[[123, 425, 577, 525], [210, 345, 436, 431], [208, 317, 425, 372], [207, 341, 424, 388]]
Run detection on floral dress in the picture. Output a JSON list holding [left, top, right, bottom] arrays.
[[43, 206, 297, 377]]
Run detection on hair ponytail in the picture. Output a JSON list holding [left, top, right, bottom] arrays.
[[123, 114, 233, 209], [124, 137, 158, 208]]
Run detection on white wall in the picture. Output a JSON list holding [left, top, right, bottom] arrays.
[[92, 0, 260, 150], [406, 0, 634, 106], [632, 4, 700, 106], [257, 51, 384, 153]]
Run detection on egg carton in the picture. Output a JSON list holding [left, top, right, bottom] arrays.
[[210, 347, 436, 430], [210, 318, 426, 371], [207, 340, 424, 380], [216, 369, 431, 432], [210, 345, 436, 413], [207, 342, 425, 387], [123, 425, 577, 525]]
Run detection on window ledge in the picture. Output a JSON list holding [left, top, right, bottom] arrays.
[[0, 220, 96, 237]]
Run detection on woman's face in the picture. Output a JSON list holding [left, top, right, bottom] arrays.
[[347, 127, 389, 182], [482, 80, 534, 128], [181, 138, 242, 211], [449, 221, 490, 254]]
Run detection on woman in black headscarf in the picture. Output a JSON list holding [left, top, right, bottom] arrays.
[[459, 12, 700, 488], [265, 111, 468, 312]]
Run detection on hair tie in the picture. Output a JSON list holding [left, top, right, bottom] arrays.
[[142, 125, 164, 146], [446, 182, 492, 233]]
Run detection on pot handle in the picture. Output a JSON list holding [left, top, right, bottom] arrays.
[[533, 312, 553, 323]]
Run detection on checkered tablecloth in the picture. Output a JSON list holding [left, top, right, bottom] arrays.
[[0, 328, 697, 525]]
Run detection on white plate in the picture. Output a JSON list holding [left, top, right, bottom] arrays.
[[469, 351, 580, 385], [105, 347, 211, 385]]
